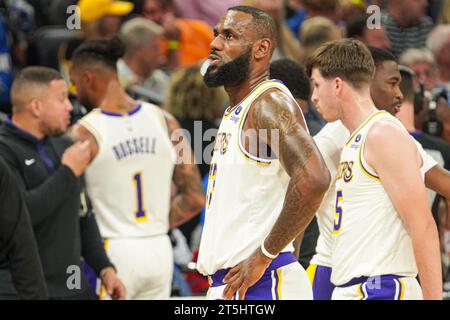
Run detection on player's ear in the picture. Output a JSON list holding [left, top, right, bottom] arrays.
[[254, 38, 271, 60], [82, 70, 94, 86], [334, 77, 344, 96]]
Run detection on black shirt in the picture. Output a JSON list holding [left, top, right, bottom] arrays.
[[0, 119, 112, 298], [0, 156, 48, 299]]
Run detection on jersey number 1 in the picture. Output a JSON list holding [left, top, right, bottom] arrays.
[[133, 173, 148, 222]]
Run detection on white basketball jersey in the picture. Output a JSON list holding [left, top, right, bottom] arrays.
[[310, 121, 348, 267], [310, 120, 437, 268], [197, 80, 307, 276], [331, 111, 430, 286], [78, 102, 176, 238]]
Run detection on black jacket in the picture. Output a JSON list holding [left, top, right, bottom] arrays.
[[0, 119, 112, 298], [0, 156, 48, 299]]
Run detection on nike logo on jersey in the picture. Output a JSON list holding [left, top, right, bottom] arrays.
[[25, 158, 36, 166]]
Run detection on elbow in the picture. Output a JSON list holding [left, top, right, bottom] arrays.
[[191, 192, 206, 214], [310, 165, 331, 198]]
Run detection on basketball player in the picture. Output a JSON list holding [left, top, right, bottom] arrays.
[[307, 39, 442, 300], [306, 46, 450, 300], [197, 6, 330, 300], [68, 37, 205, 299]]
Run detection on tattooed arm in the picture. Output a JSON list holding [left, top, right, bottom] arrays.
[[163, 111, 205, 229], [223, 89, 330, 300]]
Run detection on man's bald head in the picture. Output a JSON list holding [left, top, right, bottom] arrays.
[[11, 66, 63, 113]]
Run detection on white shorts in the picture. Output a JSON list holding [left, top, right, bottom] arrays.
[[100, 235, 173, 300], [332, 275, 423, 300], [206, 253, 312, 300]]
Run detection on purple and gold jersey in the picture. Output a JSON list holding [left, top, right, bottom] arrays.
[[197, 80, 307, 277], [331, 111, 425, 287], [78, 102, 176, 239]]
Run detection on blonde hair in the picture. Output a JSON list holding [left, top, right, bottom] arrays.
[[399, 48, 437, 68], [298, 16, 342, 63], [439, 0, 450, 24], [165, 64, 227, 120]]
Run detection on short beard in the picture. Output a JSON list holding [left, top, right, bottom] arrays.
[[203, 48, 252, 88]]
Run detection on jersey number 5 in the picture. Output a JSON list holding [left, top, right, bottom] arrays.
[[333, 190, 343, 234], [133, 172, 148, 222]]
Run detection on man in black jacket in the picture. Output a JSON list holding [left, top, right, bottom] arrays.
[[0, 66, 125, 299], [0, 157, 48, 299]]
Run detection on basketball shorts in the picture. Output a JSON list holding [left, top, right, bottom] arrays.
[[332, 275, 423, 300], [100, 234, 173, 300], [206, 252, 312, 300], [306, 264, 335, 300]]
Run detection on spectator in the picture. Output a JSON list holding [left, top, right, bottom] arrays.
[[297, 16, 342, 64], [78, 0, 134, 38], [382, 0, 434, 57], [241, 0, 300, 61], [346, 13, 391, 50], [0, 66, 125, 300], [118, 17, 169, 106], [301, 0, 343, 23], [399, 48, 439, 91], [439, 0, 450, 24], [141, 0, 214, 69], [0, 157, 48, 300], [427, 25, 450, 98]]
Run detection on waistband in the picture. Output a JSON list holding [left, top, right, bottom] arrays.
[[337, 274, 403, 288], [208, 252, 297, 288]]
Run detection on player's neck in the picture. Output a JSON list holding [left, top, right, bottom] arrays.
[[100, 80, 138, 114], [225, 72, 269, 106], [396, 101, 416, 132], [341, 102, 379, 135]]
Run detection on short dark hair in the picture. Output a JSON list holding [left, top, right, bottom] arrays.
[[270, 59, 311, 100], [398, 65, 416, 103], [11, 66, 63, 110], [306, 38, 375, 88], [368, 46, 397, 67], [72, 36, 125, 70], [228, 5, 277, 49], [346, 13, 370, 39]]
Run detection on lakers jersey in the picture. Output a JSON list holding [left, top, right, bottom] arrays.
[[78, 103, 176, 238], [197, 80, 307, 276], [310, 121, 348, 267], [331, 111, 428, 286], [311, 120, 437, 269]]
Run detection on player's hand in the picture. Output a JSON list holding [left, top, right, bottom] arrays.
[[101, 267, 126, 300], [222, 248, 272, 300], [61, 140, 91, 176]]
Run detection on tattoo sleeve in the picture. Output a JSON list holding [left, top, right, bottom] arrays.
[[246, 90, 330, 255], [164, 111, 205, 229]]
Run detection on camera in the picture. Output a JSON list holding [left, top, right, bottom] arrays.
[[422, 87, 447, 137]]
